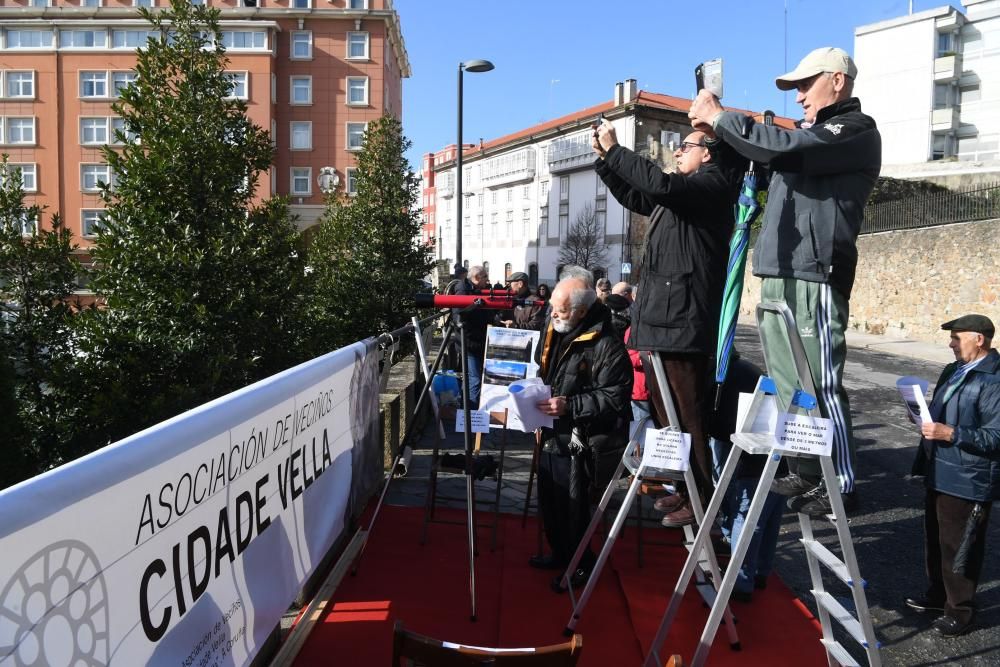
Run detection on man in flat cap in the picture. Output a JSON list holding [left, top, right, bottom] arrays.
[[907, 314, 1000, 637], [498, 271, 544, 330], [689, 46, 882, 515]]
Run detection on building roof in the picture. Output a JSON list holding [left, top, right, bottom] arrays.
[[854, 5, 956, 36], [443, 89, 795, 164]]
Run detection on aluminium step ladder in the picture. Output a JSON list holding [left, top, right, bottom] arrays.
[[560, 352, 740, 654], [643, 301, 881, 667]]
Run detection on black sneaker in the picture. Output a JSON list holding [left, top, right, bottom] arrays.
[[791, 488, 858, 517], [905, 597, 945, 613], [933, 614, 973, 637], [771, 473, 820, 497]]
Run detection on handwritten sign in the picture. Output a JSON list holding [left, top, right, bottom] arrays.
[[455, 409, 491, 434], [640, 428, 691, 472], [774, 413, 833, 456]]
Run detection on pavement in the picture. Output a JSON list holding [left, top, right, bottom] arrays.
[[294, 326, 998, 666]]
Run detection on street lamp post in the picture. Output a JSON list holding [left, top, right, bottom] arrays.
[[455, 59, 494, 270]]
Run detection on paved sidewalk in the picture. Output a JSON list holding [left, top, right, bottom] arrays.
[[844, 328, 953, 365]]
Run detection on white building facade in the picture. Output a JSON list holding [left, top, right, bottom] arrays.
[[423, 82, 698, 288], [855, 0, 1000, 167]]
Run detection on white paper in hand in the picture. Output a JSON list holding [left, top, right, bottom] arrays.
[[507, 379, 554, 432], [896, 376, 932, 425]]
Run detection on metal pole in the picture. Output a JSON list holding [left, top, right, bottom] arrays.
[[456, 63, 464, 269]]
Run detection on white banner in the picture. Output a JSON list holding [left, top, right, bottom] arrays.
[[0, 340, 381, 667]]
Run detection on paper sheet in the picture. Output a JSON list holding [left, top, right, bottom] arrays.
[[896, 376, 932, 426], [507, 378, 554, 431]]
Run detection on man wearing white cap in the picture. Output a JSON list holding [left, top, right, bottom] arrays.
[[689, 47, 882, 515]]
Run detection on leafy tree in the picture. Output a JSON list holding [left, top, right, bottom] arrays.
[[0, 159, 80, 483], [307, 115, 433, 353], [558, 202, 610, 273], [70, 0, 309, 450]]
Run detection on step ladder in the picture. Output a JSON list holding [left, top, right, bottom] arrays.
[[560, 352, 740, 654], [643, 301, 881, 667]]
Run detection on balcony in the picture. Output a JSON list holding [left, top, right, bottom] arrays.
[[438, 172, 455, 199], [933, 54, 961, 82], [931, 106, 960, 132], [547, 131, 594, 173], [480, 147, 536, 188]]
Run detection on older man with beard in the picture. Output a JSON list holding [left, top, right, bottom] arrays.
[[529, 266, 632, 592]]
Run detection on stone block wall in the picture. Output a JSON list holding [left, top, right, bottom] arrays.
[[738, 218, 1000, 343]]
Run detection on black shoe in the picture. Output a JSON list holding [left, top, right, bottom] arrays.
[[933, 614, 973, 637], [771, 473, 820, 497], [754, 575, 769, 590], [473, 454, 497, 481], [791, 487, 859, 517], [528, 554, 565, 571], [732, 590, 754, 603], [551, 568, 589, 594], [905, 596, 945, 613]]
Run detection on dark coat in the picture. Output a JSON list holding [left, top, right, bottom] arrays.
[[595, 141, 746, 354], [452, 280, 492, 354], [912, 349, 1000, 502], [536, 300, 632, 461], [502, 290, 545, 331]]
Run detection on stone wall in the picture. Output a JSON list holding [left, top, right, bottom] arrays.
[[738, 218, 1000, 342]]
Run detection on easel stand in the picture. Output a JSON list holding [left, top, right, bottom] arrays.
[[559, 352, 739, 654], [353, 304, 485, 621], [643, 301, 881, 667]]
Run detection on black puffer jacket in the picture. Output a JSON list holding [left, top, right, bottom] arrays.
[[536, 301, 632, 457], [912, 349, 1000, 502], [595, 141, 746, 354]]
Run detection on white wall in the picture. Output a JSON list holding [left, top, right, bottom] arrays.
[[855, 18, 937, 165]]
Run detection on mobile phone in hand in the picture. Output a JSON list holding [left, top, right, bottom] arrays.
[[695, 59, 723, 99]]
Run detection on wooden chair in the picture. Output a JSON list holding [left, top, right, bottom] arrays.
[[392, 622, 583, 667]]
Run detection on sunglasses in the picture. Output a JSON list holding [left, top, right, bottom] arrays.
[[678, 141, 706, 153]]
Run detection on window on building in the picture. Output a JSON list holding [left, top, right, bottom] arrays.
[[224, 72, 248, 99], [491, 190, 497, 205], [291, 0, 311, 7], [6, 118, 35, 145], [5, 72, 34, 99], [2, 163, 37, 192], [522, 208, 530, 238], [221, 31, 266, 50], [595, 199, 607, 236], [933, 83, 952, 110], [596, 174, 606, 196], [290, 167, 311, 195], [506, 188, 513, 203], [291, 31, 312, 59], [61, 30, 108, 49], [82, 0, 102, 6], [134, 0, 156, 7], [112, 30, 157, 49], [346, 167, 358, 195], [505, 210, 513, 237], [81, 164, 112, 191], [490, 212, 498, 238], [559, 176, 569, 201], [29, 0, 50, 7], [290, 121, 312, 150], [522, 184, 530, 199], [112, 72, 138, 98], [347, 76, 368, 105], [347, 122, 366, 150], [80, 117, 110, 145], [349, 0, 368, 8], [82, 209, 105, 237], [19, 211, 37, 236], [347, 32, 369, 59], [937, 31, 954, 56], [5, 30, 54, 49], [80, 71, 108, 98], [290, 76, 312, 104], [111, 117, 135, 145]]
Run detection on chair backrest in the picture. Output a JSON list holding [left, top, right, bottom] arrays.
[[392, 622, 583, 667]]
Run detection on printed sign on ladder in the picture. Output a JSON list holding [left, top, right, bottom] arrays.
[[640, 428, 692, 472], [774, 412, 833, 457]]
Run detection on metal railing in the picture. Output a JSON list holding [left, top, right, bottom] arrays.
[[861, 181, 1000, 234]]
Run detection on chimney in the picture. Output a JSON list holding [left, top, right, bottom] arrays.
[[614, 81, 624, 106], [624, 78, 638, 102]]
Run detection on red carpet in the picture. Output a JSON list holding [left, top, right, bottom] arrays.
[[293, 505, 827, 666]]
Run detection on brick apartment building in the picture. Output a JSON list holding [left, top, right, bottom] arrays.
[[0, 0, 410, 251]]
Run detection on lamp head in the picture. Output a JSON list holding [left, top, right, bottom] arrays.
[[462, 59, 494, 73]]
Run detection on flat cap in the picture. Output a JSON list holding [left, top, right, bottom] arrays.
[[941, 314, 995, 338], [453, 263, 468, 275], [507, 271, 529, 282]]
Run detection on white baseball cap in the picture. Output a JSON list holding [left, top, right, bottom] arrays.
[[775, 47, 857, 91]]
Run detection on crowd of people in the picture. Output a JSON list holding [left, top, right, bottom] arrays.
[[438, 46, 997, 638]]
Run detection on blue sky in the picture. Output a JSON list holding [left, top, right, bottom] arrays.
[[394, 0, 956, 168]]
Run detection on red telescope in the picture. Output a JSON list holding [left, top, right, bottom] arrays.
[[414, 293, 544, 310]]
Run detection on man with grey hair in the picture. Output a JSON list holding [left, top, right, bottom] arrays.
[[530, 268, 632, 592], [453, 264, 493, 407], [689, 46, 882, 515]]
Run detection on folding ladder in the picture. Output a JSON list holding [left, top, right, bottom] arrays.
[[559, 353, 740, 654], [643, 301, 881, 667]]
